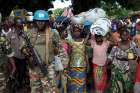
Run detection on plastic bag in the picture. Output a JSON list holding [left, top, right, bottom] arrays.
[[54, 56, 64, 71]]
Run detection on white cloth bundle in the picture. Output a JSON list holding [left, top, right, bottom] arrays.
[[90, 18, 111, 36], [71, 16, 85, 25], [78, 8, 107, 23]]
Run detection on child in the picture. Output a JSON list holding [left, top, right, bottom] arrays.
[[90, 33, 110, 93]]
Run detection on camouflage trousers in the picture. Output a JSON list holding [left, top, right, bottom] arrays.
[[0, 70, 6, 93], [0, 62, 6, 93], [29, 64, 58, 93]]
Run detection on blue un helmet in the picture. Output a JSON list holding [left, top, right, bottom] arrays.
[[33, 10, 49, 21]]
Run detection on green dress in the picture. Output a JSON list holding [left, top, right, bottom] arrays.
[[68, 39, 87, 93]]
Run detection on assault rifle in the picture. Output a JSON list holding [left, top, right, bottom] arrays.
[[20, 30, 48, 76]]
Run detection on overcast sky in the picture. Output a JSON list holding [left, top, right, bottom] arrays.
[[52, 0, 72, 9]]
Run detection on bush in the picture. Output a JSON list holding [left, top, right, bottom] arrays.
[[52, 8, 64, 17], [100, 1, 131, 18]]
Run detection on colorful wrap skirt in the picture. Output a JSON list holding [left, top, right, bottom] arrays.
[[68, 67, 86, 93], [93, 63, 107, 91]]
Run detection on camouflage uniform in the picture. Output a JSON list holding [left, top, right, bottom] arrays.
[[0, 34, 13, 93], [27, 27, 60, 93], [5, 29, 30, 90]]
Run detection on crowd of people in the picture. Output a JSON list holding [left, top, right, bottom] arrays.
[[0, 8, 140, 93]]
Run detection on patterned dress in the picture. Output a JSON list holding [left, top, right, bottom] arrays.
[[108, 42, 140, 93], [68, 39, 87, 93], [58, 40, 69, 93]]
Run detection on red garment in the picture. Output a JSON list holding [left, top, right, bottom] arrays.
[[136, 25, 140, 29], [135, 59, 140, 83], [93, 63, 107, 91]]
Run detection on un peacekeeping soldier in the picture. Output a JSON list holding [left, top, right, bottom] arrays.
[[0, 29, 15, 93], [23, 10, 60, 93]]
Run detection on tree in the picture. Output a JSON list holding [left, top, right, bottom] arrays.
[[71, 0, 140, 14], [71, 0, 98, 14], [0, 0, 16, 17], [52, 8, 64, 17], [127, 0, 140, 10], [0, 0, 139, 17], [0, 0, 54, 17]]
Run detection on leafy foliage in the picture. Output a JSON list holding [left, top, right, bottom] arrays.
[[0, 0, 54, 17], [52, 8, 64, 17], [71, 0, 98, 14], [100, 1, 131, 18], [0, 0, 139, 18]]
